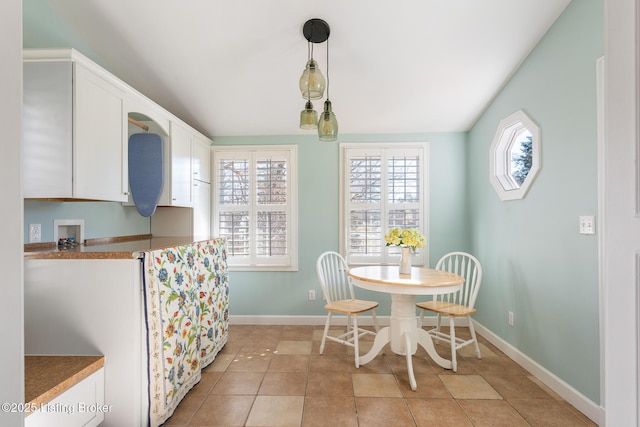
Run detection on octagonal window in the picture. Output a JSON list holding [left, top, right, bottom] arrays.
[[489, 110, 540, 200]]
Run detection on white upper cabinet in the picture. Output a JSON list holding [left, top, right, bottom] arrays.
[[160, 122, 193, 207], [23, 57, 127, 201], [74, 64, 128, 201], [23, 49, 212, 210], [192, 136, 211, 184]]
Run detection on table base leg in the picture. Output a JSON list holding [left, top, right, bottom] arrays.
[[404, 332, 416, 390], [359, 327, 390, 365], [416, 328, 453, 370]]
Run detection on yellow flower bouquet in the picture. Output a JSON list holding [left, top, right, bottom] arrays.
[[384, 228, 425, 253]]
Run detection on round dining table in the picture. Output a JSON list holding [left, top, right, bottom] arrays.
[[348, 265, 464, 390]]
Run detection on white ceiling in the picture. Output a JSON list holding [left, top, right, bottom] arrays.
[[28, 0, 571, 138]]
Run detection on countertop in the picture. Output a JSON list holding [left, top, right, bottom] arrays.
[[24, 235, 212, 260], [25, 355, 105, 412]]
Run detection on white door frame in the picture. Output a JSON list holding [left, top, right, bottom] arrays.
[[601, 0, 640, 425]]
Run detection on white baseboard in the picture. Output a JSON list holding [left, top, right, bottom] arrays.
[[229, 314, 465, 327], [230, 314, 603, 424], [472, 321, 603, 425]]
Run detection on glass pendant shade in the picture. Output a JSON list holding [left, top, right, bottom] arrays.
[[299, 100, 318, 129], [318, 100, 338, 141], [299, 59, 325, 100]]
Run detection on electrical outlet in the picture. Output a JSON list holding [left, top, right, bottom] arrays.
[[308, 290, 316, 301], [508, 311, 515, 326], [29, 223, 41, 243]]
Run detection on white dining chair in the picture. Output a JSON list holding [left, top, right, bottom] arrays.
[[316, 251, 380, 367], [416, 251, 483, 372]]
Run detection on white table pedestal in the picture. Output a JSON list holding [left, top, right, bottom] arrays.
[[359, 293, 453, 390]]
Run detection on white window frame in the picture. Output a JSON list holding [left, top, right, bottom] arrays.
[[212, 145, 298, 271], [489, 109, 541, 201], [339, 142, 429, 266]]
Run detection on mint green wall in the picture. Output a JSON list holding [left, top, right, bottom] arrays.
[[22, 0, 603, 406], [467, 0, 602, 403], [24, 201, 150, 242], [23, 0, 103, 65], [214, 134, 468, 316]]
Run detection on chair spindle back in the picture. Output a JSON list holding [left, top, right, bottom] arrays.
[[435, 252, 482, 309], [316, 251, 354, 304]]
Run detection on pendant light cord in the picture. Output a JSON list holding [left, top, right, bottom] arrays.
[[325, 38, 330, 100]]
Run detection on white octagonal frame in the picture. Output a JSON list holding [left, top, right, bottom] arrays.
[[489, 109, 541, 201]]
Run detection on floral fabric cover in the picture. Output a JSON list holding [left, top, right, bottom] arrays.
[[143, 238, 229, 427]]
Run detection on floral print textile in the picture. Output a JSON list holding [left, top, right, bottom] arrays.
[[143, 239, 229, 427]]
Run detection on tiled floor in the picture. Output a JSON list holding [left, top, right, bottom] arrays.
[[161, 324, 597, 426]]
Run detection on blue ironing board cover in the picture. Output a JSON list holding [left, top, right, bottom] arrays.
[[128, 133, 164, 217]]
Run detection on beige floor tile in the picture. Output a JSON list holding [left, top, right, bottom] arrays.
[[309, 354, 353, 373], [440, 374, 502, 399], [282, 327, 315, 341], [562, 401, 599, 426], [240, 340, 280, 353], [407, 398, 474, 426], [228, 325, 256, 340], [509, 399, 593, 426], [268, 354, 311, 372], [352, 373, 403, 397], [225, 350, 273, 372], [306, 371, 354, 396], [349, 353, 392, 374], [302, 396, 358, 427], [245, 395, 304, 427], [398, 372, 452, 398], [160, 392, 205, 426], [388, 353, 437, 378], [276, 340, 313, 354], [188, 394, 254, 426], [457, 399, 530, 427], [476, 341, 499, 357], [161, 325, 597, 427], [466, 355, 530, 376], [312, 328, 327, 341], [258, 371, 308, 395], [210, 371, 264, 395], [484, 374, 556, 400], [528, 375, 563, 400], [355, 397, 416, 426], [188, 371, 222, 395], [203, 353, 235, 372]]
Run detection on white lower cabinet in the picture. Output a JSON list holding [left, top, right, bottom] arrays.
[[25, 369, 105, 427], [24, 259, 147, 427]]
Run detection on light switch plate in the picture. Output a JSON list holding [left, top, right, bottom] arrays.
[[579, 216, 595, 235]]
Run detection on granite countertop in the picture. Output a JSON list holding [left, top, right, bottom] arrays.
[[24, 234, 210, 260], [25, 355, 104, 412]]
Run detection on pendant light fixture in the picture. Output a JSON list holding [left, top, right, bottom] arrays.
[[317, 37, 338, 141], [299, 43, 325, 101], [299, 98, 318, 130], [298, 18, 338, 141]]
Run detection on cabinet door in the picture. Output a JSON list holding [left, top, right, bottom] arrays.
[[192, 138, 211, 184], [169, 123, 193, 207], [193, 181, 211, 240], [73, 63, 128, 202], [23, 61, 73, 198]]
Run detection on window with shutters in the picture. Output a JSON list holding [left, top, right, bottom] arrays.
[[340, 143, 428, 266], [212, 145, 297, 271]]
